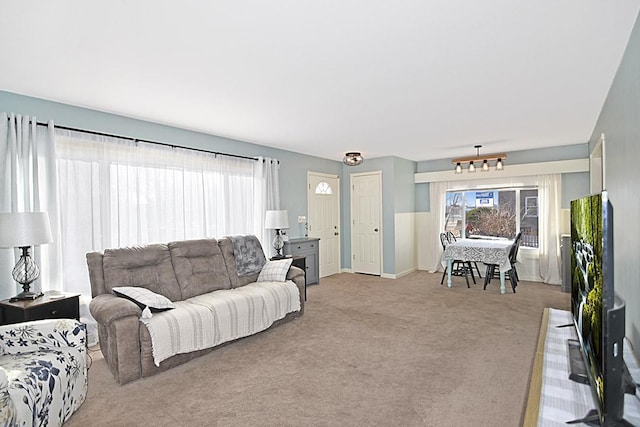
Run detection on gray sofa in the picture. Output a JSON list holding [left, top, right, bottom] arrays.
[[86, 237, 305, 385]]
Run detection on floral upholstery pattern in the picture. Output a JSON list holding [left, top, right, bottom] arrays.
[[0, 319, 88, 427]]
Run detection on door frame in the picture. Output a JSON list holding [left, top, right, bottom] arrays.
[[307, 171, 341, 277], [349, 170, 383, 275], [590, 133, 606, 193]]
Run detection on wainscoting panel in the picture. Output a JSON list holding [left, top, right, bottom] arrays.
[[415, 212, 432, 271], [394, 212, 417, 277]]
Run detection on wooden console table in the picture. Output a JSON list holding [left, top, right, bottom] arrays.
[[524, 308, 640, 426]]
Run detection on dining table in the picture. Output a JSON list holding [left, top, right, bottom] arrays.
[[441, 238, 514, 294]]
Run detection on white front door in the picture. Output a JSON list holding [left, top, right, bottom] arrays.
[[350, 171, 382, 275], [308, 172, 340, 277]]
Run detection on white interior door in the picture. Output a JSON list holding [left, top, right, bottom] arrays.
[[351, 171, 382, 275], [308, 172, 340, 277]]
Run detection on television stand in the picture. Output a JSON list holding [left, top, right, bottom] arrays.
[[567, 409, 635, 426], [565, 359, 637, 425], [523, 308, 640, 426], [567, 409, 600, 427], [566, 409, 600, 425], [567, 339, 589, 384]]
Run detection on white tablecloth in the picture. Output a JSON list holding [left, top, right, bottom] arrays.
[[442, 238, 513, 272]]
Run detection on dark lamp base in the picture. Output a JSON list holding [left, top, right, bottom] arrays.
[[10, 290, 44, 302]]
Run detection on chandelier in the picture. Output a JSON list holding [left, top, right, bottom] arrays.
[[452, 145, 506, 174]]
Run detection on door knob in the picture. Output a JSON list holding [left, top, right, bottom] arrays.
[[374, 228, 379, 232], [334, 232, 339, 236]]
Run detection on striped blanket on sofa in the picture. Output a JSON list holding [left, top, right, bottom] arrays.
[[140, 280, 300, 366]]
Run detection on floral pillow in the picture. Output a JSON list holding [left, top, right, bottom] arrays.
[[257, 258, 293, 282]]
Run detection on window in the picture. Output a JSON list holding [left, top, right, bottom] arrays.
[[524, 196, 538, 217], [315, 181, 333, 195], [445, 187, 539, 248], [54, 130, 278, 296]]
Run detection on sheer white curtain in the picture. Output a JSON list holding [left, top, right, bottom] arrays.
[[427, 181, 448, 272], [55, 129, 280, 298], [254, 157, 281, 257], [0, 113, 60, 300], [538, 173, 562, 284]]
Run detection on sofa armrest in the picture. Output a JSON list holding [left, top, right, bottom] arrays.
[[90, 293, 144, 384], [90, 293, 142, 325], [287, 265, 305, 281], [0, 319, 86, 356], [287, 266, 305, 314]]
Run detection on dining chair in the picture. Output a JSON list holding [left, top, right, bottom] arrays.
[[440, 232, 475, 287], [483, 231, 522, 293], [446, 231, 482, 279], [510, 231, 523, 281]]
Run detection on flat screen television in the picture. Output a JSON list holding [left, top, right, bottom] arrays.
[[570, 191, 629, 425]]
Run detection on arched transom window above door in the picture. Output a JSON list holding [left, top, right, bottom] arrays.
[[315, 181, 333, 195]]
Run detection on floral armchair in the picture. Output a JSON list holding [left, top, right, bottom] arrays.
[[0, 319, 88, 427]]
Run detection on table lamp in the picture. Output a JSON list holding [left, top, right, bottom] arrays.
[[0, 212, 53, 301], [265, 210, 289, 259]]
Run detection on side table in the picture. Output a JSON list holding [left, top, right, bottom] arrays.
[[283, 238, 319, 285], [0, 292, 80, 326]]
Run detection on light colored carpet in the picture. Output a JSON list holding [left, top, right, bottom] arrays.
[[65, 271, 569, 427]]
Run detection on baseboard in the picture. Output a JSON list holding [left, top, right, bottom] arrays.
[[519, 275, 543, 282], [381, 273, 396, 279], [394, 267, 417, 279]]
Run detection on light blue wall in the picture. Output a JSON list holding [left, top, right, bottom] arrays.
[[0, 91, 342, 241], [338, 156, 419, 275], [340, 157, 396, 274], [561, 172, 590, 209], [588, 10, 640, 354], [393, 157, 417, 213], [1, 91, 421, 277], [0, 91, 595, 279]]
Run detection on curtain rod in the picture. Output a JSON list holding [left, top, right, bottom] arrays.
[[29, 120, 261, 162]]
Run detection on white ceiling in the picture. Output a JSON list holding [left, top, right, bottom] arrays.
[[1, 1, 639, 163]]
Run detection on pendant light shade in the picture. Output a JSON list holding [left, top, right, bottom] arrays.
[[451, 145, 507, 174]]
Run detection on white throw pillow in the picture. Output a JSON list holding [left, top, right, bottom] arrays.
[[257, 258, 293, 282], [112, 286, 176, 313]]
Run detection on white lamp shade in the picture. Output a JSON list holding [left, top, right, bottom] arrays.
[[265, 210, 289, 229], [0, 212, 53, 248]]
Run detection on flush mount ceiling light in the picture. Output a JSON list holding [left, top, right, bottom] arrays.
[[453, 145, 506, 174], [343, 152, 364, 166]]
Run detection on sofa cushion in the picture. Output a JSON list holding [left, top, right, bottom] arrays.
[[141, 281, 301, 366], [257, 258, 293, 282], [168, 239, 232, 299], [103, 244, 182, 302]]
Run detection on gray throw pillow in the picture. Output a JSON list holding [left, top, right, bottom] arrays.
[[257, 258, 293, 282]]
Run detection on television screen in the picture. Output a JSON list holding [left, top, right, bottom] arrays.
[[570, 191, 626, 424]]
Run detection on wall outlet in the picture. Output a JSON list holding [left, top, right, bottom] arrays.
[[298, 215, 307, 223]]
